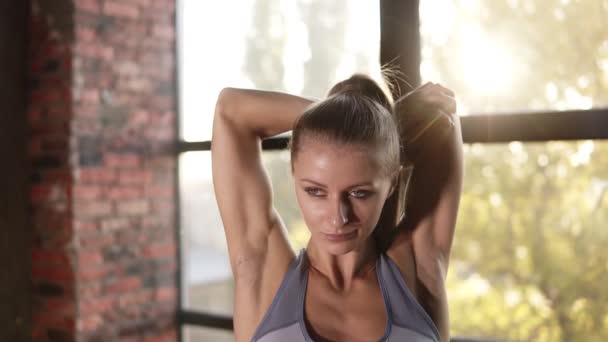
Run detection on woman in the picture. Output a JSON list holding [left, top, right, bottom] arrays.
[[211, 74, 463, 342]]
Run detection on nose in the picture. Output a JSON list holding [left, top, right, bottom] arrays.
[[330, 195, 351, 227]]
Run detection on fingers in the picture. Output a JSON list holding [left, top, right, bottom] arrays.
[[433, 83, 455, 97], [438, 109, 455, 128], [439, 93, 457, 114], [422, 82, 457, 114]]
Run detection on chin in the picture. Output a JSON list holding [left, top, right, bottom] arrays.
[[322, 243, 356, 255], [316, 236, 362, 255]]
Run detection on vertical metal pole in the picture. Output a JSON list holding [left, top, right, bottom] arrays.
[[380, 0, 421, 98]]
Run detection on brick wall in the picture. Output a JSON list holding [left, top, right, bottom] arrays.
[[28, 0, 178, 340]]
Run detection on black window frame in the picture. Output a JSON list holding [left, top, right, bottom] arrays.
[[173, 0, 608, 341]]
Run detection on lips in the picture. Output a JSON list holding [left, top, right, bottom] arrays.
[[322, 230, 357, 242]]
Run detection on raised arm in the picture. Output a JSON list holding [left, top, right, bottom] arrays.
[[389, 82, 464, 291], [211, 88, 313, 339], [387, 83, 463, 342]]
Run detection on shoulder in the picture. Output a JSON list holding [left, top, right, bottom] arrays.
[[235, 249, 304, 341], [386, 222, 449, 297], [384, 242, 449, 341]]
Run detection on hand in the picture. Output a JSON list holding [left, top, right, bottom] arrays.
[[394, 82, 458, 162]]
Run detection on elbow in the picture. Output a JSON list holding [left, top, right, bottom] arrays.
[[213, 87, 247, 138], [215, 87, 239, 121]]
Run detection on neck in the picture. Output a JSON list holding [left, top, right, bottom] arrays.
[[305, 238, 378, 292]]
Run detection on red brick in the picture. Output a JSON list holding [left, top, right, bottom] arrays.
[[105, 276, 141, 293], [41, 135, 70, 153], [142, 329, 177, 342], [80, 297, 114, 315], [117, 290, 154, 307], [42, 169, 71, 183], [72, 118, 103, 134], [75, 27, 96, 42], [74, 201, 113, 218], [118, 169, 153, 184], [78, 89, 100, 104], [77, 168, 116, 183], [75, 42, 114, 60], [150, 199, 174, 216], [76, 0, 101, 14], [30, 88, 67, 106], [142, 243, 175, 258], [103, 1, 139, 19], [79, 234, 114, 249], [74, 219, 98, 234], [155, 287, 175, 301], [78, 283, 101, 298], [78, 266, 107, 282], [152, 24, 174, 40], [106, 186, 141, 200], [143, 185, 173, 198], [32, 264, 74, 284], [44, 297, 75, 315], [72, 184, 103, 200], [104, 153, 140, 168], [30, 184, 51, 203], [133, 0, 152, 7], [141, 217, 162, 229], [32, 312, 75, 332], [78, 251, 103, 269], [100, 218, 130, 231], [31, 249, 70, 267], [76, 314, 103, 331], [116, 199, 149, 215], [28, 1, 180, 338]]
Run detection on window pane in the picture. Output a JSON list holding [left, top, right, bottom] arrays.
[[179, 152, 233, 314], [449, 140, 608, 341], [179, 151, 302, 314], [183, 325, 234, 342], [420, 0, 608, 114], [179, 0, 382, 141]]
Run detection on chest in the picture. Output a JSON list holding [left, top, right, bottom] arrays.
[[303, 271, 388, 342]]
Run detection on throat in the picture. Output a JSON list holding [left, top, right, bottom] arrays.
[[308, 261, 377, 292]]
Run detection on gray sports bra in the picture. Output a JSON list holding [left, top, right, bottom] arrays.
[[251, 249, 441, 341]]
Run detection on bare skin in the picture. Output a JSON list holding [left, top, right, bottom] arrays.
[[211, 83, 463, 342]]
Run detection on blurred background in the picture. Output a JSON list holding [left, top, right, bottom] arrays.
[[2, 0, 606, 341]]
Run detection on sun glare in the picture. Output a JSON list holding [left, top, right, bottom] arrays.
[[459, 28, 516, 95]]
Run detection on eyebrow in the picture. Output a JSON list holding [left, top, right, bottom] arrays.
[[300, 179, 373, 188]]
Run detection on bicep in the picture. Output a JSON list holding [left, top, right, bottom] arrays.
[[389, 121, 463, 283], [211, 101, 293, 280]]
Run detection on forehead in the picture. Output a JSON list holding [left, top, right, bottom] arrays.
[[292, 140, 384, 186]]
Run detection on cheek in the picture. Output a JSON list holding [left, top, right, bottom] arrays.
[[295, 192, 323, 226], [354, 200, 385, 225]]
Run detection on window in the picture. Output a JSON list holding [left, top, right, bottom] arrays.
[[177, 0, 608, 341], [420, 0, 608, 115]]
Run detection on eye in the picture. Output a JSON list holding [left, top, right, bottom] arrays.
[[350, 189, 373, 199], [304, 187, 325, 197]]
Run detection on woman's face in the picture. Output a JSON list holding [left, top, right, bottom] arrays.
[[292, 139, 395, 255]]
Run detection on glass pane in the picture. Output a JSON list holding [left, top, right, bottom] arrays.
[[448, 140, 608, 341], [183, 325, 234, 342], [179, 151, 302, 314], [420, 0, 608, 115], [179, 0, 382, 141], [179, 152, 233, 314], [262, 151, 308, 250]]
